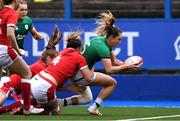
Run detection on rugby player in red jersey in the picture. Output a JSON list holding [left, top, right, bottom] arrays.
[[0, 0, 45, 114], [0, 24, 61, 114], [0, 48, 58, 115], [28, 31, 95, 115]]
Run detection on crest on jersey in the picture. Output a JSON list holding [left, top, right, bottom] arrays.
[[25, 24, 29, 30]]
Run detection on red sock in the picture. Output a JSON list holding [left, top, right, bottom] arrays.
[[21, 81, 31, 110], [0, 101, 22, 114]]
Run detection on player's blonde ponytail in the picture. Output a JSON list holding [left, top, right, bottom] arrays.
[[95, 10, 116, 36], [95, 10, 122, 39]]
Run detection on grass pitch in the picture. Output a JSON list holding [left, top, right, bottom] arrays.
[[1, 106, 180, 120]]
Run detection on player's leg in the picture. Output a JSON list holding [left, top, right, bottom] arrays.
[[0, 91, 6, 106], [57, 86, 93, 107], [0, 101, 22, 114], [0, 76, 12, 106], [4, 46, 36, 114], [87, 72, 117, 115], [7, 55, 44, 114], [31, 75, 59, 115]]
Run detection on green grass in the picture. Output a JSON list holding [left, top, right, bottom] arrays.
[[1, 106, 180, 120]]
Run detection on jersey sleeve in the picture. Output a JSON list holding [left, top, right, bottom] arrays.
[[77, 54, 88, 70], [27, 16, 33, 30], [96, 44, 111, 58], [7, 11, 18, 28]]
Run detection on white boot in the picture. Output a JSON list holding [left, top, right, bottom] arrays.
[[88, 107, 102, 116], [23, 105, 44, 115]]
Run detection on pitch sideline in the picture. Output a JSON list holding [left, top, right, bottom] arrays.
[[117, 114, 180, 121]]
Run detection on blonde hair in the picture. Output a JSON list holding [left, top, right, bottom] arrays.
[[95, 10, 115, 36], [95, 10, 121, 38]]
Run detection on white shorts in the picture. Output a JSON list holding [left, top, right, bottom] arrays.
[[30, 75, 56, 104], [0, 45, 18, 68], [70, 70, 96, 86]]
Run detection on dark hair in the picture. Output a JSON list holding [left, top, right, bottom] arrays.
[[3, 0, 14, 5], [40, 49, 57, 62], [95, 10, 122, 38], [66, 31, 82, 49], [0, 0, 4, 10], [46, 24, 62, 50]]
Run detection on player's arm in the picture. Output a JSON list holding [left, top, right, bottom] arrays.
[[110, 51, 124, 66], [30, 26, 43, 40], [7, 26, 21, 55], [101, 58, 135, 74]]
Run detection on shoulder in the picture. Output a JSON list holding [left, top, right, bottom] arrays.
[[6, 10, 18, 19], [92, 36, 106, 41], [74, 52, 85, 60], [91, 36, 107, 44], [24, 16, 32, 20], [23, 16, 32, 23]]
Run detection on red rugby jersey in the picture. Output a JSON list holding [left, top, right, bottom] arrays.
[[44, 48, 88, 87], [10, 60, 46, 90], [0, 7, 18, 46]]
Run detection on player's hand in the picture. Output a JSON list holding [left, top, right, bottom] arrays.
[[19, 49, 26, 56], [123, 61, 136, 69]]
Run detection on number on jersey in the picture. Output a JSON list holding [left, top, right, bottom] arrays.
[[52, 55, 61, 65]]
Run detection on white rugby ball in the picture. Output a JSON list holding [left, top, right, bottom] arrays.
[[125, 56, 143, 65]]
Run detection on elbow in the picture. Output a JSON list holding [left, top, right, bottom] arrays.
[[34, 33, 43, 40]]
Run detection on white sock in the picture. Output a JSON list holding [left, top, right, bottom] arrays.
[[95, 97, 103, 105], [89, 97, 103, 111], [65, 97, 72, 105]]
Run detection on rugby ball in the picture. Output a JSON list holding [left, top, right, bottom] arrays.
[[125, 56, 143, 65]]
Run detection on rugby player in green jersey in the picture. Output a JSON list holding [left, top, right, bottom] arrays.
[[15, 0, 43, 53], [58, 10, 140, 116]]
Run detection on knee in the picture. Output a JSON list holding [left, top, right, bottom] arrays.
[[110, 78, 117, 88], [113, 79, 117, 86]]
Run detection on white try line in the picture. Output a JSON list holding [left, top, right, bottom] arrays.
[[117, 114, 180, 121]]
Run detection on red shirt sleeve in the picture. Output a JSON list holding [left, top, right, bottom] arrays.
[[7, 11, 18, 27], [77, 54, 88, 70]]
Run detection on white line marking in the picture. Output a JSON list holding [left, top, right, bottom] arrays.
[[117, 114, 180, 121]]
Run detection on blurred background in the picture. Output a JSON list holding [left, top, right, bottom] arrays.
[[22, 0, 180, 104]]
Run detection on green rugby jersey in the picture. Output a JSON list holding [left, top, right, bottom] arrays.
[[15, 16, 33, 49], [82, 36, 112, 69]]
